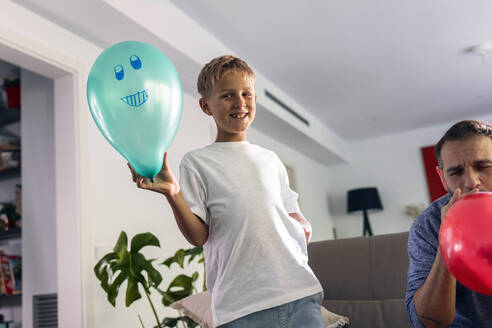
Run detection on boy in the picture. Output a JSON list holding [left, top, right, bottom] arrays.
[[130, 55, 324, 327]]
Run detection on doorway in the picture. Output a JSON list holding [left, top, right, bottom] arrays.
[[0, 26, 84, 328]]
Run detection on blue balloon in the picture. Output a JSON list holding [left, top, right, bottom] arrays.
[[87, 41, 182, 180]]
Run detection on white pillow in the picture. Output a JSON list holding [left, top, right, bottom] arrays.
[[171, 291, 214, 328], [171, 292, 350, 328], [321, 305, 350, 327]]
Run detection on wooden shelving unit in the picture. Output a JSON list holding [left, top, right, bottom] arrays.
[[0, 106, 22, 309]]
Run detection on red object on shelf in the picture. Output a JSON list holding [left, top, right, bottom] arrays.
[[6, 86, 20, 109], [421, 145, 448, 202], [0, 253, 14, 295]]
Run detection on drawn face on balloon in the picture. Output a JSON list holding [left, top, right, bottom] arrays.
[[113, 55, 149, 107], [87, 41, 182, 179]]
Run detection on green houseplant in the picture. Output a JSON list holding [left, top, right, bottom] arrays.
[[94, 231, 205, 328], [157, 247, 205, 328]]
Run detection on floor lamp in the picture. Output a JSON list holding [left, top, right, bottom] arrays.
[[347, 187, 383, 236]]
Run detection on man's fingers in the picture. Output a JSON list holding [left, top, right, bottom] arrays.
[[462, 188, 480, 198], [449, 188, 462, 206], [441, 188, 461, 221], [447, 187, 478, 208]]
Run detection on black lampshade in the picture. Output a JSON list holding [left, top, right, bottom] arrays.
[[347, 187, 383, 213]]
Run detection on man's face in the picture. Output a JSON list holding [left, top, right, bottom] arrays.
[[439, 136, 492, 193]]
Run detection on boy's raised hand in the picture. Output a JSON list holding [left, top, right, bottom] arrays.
[[128, 152, 180, 196]]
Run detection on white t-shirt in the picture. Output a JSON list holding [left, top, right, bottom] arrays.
[[179, 141, 323, 326]]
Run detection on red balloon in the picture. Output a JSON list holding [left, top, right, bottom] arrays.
[[440, 192, 492, 295]]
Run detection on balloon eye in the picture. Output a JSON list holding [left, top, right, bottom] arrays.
[[130, 55, 142, 70], [114, 65, 124, 80]]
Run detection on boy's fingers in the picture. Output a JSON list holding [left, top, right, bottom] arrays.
[[162, 152, 168, 168], [137, 177, 150, 189], [128, 163, 138, 181], [162, 152, 171, 171]]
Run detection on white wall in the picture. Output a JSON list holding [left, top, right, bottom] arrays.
[[328, 113, 492, 239], [21, 69, 57, 327]]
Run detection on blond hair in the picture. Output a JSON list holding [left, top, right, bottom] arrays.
[[197, 55, 255, 98]]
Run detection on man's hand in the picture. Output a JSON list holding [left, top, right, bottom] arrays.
[[414, 187, 479, 327], [128, 152, 180, 196], [440, 188, 479, 222]]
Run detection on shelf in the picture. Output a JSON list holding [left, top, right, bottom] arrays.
[[0, 229, 20, 242], [0, 168, 20, 181], [0, 293, 20, 299], [0, 293, 21, 307], [0, 108, 19, 128]]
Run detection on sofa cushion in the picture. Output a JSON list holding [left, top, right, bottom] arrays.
[[370, 232, 409, 299], [323, 299, 411, 328], [308, 236, 373, 300]]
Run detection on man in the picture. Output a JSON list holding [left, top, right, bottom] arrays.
[[406, 120, 492, 327]]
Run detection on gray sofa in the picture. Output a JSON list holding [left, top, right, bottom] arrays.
[[308, 232, 411, 328]]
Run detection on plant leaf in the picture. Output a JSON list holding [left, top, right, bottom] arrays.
[[108, 271, 127, 307], [131, 232, 160, 253], [114, 231, 128, 259], [126, 275, 142, 307], [94, 231, 165, 310], [180, 316, 199, 327], [161, 256, 174, 268], [99, 270, 111, 296], [161, 317, 179, 327], [160, 274, 195, 305], [175, 249, 185, 268], [168, 274, 194, 291], [161, 248, 188, 269], [160, 290, 175, 307], [133, 253, 163, 287], [94, 253, 117, 280], [185, 247, 203, 264], [161, 316, 198, 328]]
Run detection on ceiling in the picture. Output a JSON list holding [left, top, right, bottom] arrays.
[[171, 0, 492, 141], [13, 0, 492, 141]]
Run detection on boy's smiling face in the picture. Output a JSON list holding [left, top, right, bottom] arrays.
[[200, 71, 256, 142]]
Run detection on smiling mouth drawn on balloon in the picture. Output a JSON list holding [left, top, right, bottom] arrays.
[[120, 89, 149, 107]]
